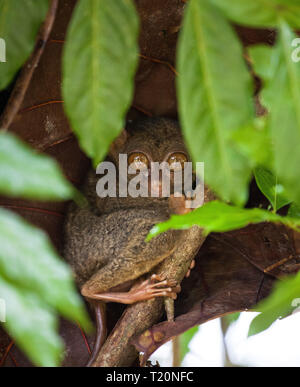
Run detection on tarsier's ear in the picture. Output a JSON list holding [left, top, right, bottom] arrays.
[[108, 129, 128, 160]]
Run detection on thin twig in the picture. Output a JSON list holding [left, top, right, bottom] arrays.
[[20, 100, 64, 114], [41, 133, 74, 151], [0, 0, 59, 131], [132, 104, 153, 117], [139, 54, 179, 76], [0, 341, 14, 367], [263, 255, 295, 273], [0, 205, 64, 218]]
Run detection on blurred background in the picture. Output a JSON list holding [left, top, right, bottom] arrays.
[[150, 312, 300, 367]]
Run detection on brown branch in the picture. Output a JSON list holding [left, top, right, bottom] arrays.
[[0, 0, 59, 131]]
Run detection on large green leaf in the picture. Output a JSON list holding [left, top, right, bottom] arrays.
[[211, 0, 300, 28], [63, 0, 139, 166], [0, 132, 75, 200], [0, 208, 91, 331], [249, 271, 300, 337], [147, 201, 300, 240], [0, 277, 63, 367], [254, 166, 291, 212], [0, 0, 49, 90], [177, 0, 253, 205], [250, 23, 300, 205]]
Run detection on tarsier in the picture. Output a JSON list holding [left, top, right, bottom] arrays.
[[64, 118, 204, 366]]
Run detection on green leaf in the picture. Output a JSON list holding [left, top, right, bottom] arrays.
[[147, 201, 300, 240], [177, 0, 253, 205], [248, 271, 300, 337], [63, 0, 139, 166], [230, 118, 273, 169], [248, 45, 275, 84], [0, 276, 63, 367], [248, 44, 278, 114], [0, 132, 75, 200], [251, 23, 300, 206], [288, 202, 300, 218], [0, 0, 49, 90], [0, 208, 91, 331], [211, 0, 300, 28], [254, 166, 291, 212], [180, 326, 199, 363]]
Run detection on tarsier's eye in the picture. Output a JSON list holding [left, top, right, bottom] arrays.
[[128, 152, 149, 170], [167, 153, 188, 170]]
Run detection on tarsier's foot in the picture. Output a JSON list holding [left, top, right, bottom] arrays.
[[185, 259, 196, 278], [129, 274, 181, 303]]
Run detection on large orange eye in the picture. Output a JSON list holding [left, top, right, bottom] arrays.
[[128, 152, 149, 170], [167, 153, 188, 170]]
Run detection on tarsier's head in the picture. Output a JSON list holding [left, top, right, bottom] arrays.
[[108, 118, 194, 198]]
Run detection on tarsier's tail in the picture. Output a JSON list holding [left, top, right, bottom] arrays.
[[86, 302, 107, 367]]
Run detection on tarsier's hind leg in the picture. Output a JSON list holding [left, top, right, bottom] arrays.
[[82, 274, 181, 304], [85, 275, 180, 367]]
